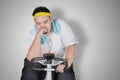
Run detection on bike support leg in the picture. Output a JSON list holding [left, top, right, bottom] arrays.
[[46, 64, 52, 80]]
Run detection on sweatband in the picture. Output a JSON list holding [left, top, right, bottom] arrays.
[[33, 12, 51, 18]]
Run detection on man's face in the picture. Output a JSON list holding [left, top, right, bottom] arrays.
[[34, 16, 52, 36]]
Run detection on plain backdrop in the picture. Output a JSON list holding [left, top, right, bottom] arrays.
[[0, 0, 120, 80]]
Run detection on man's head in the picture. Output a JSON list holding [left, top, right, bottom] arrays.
[[33, 6, 52, 36]]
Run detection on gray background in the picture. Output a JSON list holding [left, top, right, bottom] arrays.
[[0, 0, 120, 80]]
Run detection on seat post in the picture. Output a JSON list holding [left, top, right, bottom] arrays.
[[43, 53, 55, 80]]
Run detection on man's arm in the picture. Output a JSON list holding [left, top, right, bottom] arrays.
[[26, 33, 41, 61], [65, 44, 76, 68], [56, 44, 76, 72], [26, 27, 44, 61]]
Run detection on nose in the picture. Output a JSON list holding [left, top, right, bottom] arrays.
[[40, 23, 47, 31], [40, 23, 46, 28]]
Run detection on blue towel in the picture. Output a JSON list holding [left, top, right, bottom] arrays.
[[34, 19, 60, 44]]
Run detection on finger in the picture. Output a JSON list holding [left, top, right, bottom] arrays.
[[38, 27, 45, 34], [57, 67, 64, 73], [56, 66, 61, 72]]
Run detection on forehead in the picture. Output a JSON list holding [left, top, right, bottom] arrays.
[[35, 16, 50, 22]]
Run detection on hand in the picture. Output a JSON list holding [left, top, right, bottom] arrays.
[[56, 64, 65, 73], [37, 27, 47, 36]]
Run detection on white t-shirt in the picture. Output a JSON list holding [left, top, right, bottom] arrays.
[[25, 19, 79, 65]]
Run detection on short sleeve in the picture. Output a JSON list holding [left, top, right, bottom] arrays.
[[58, 19, 79, 47], [24, 30, 35, 55]]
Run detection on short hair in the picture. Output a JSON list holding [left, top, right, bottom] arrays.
[[32, 6, 51, 16]]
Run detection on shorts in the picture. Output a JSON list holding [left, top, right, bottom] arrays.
[[21, 58, 76, 80]]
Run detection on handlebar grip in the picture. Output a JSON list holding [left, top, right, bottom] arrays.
[[54, 58, 68, 71]]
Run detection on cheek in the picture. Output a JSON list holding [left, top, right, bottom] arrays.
[[46, 23, 51, 30], [48, 25, 52, 31], [36, 25, 40, 30]]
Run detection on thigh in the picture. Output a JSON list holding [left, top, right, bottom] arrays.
[[21, 58, 46, 80], [57, 65, 76, 80]]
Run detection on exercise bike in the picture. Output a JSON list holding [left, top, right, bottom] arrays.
[[31, 53, 67, 80]]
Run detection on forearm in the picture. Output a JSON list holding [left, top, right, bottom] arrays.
[[65, 44, 76, 68], [26, 34, 41, 61]]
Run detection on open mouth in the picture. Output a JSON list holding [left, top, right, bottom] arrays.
[[43, 31, 48, 34]]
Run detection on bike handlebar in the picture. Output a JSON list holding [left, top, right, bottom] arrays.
[[31, 54, 68, 71], [31, 57, 67, 63]]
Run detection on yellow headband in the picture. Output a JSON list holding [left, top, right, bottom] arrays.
[[33, 12, 51, 18]]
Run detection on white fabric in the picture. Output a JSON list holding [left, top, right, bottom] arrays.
[[24, 19, 79, 65]]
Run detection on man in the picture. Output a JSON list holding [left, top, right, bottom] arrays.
[[21, 6, 79, 80]]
